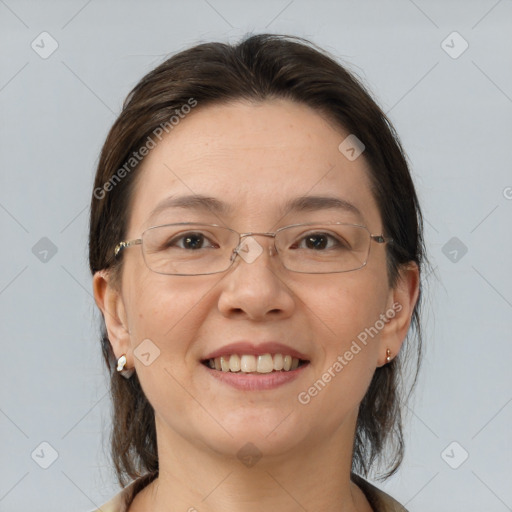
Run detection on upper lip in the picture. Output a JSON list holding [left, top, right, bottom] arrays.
[[202, 341, 310, 361]]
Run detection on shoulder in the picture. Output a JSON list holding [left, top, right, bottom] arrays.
[[86, 491, 125, 512], [351, 473, 409, 512], [86, 474, 154, 512], [86, 484, 131, 512]]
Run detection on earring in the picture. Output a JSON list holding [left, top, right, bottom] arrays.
[[116, 354, 134, 379], [385, 348, 392, 364]]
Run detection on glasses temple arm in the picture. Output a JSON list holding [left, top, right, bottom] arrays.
[[114, 239, 142, 257]]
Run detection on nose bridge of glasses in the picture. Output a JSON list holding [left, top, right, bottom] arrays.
[[231, 231, 277, 262]]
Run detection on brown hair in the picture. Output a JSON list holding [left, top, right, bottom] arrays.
[[89, 32, 428, 487]]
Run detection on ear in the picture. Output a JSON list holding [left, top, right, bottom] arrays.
[[377, 262, 420, 367], [92, 270, 132, 367]]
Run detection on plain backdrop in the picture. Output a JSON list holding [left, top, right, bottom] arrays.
[[1, 1, 511, 511]]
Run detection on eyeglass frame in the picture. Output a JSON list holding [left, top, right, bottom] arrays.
[[113, 221, 394, 276]]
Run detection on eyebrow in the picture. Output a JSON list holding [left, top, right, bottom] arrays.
[[283, 195, 363, 220], [148, 194, 232, 220], [147, 194, 364, 222]]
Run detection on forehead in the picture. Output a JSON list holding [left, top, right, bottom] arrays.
[[128, 98, 382, 233]]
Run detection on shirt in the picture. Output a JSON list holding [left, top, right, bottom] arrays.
[[88, 472, 408, 512]]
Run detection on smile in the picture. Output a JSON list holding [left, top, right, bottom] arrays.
[[202, 353, 309, 374]]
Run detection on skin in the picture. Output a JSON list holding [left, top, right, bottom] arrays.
[[93, 98, 419, 512]]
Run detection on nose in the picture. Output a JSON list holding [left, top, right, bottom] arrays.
[[217, 234, 296, 321]]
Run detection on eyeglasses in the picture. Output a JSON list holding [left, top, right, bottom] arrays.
[[113, 222, 393, 276]]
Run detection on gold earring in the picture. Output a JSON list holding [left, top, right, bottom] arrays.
[[116, 354, 134, 379], [385, 348, 392, 364]]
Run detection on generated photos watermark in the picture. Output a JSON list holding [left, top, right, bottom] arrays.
[[297, 301, 402, 405], [93, 97, 198, 200]]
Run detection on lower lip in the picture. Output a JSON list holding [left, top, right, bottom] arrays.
[[202, 363, 309, 391]]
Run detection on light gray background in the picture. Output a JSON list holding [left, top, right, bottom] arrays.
[[1, 1, 511, 511]]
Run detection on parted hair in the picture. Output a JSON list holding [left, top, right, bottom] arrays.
[[89, 33, 427, 488]]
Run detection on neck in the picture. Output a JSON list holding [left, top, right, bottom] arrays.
[[129, 412, 371, 512]]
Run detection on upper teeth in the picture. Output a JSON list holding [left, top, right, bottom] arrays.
[[207, 354, 301, 373]]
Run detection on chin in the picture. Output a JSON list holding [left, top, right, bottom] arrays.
[[200, 410, 311, 460]]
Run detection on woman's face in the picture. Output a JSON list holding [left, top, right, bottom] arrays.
[[98, 98, 414, 462]]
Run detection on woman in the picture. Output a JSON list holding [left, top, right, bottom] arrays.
[[89, 33, 426, 512]]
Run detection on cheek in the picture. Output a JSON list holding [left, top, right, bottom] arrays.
[[124, 271, 222, 353], [123, 279, 206, 407], [298, 281, 385, 428], [128, 287, 189, 342], [309, 273, 389, 349]]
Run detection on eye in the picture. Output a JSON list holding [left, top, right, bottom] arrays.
[[166, 231, 218, 250], [294, 232, 349, 251]]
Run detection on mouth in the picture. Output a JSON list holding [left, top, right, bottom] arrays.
[[201, 353, 310, 374]]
